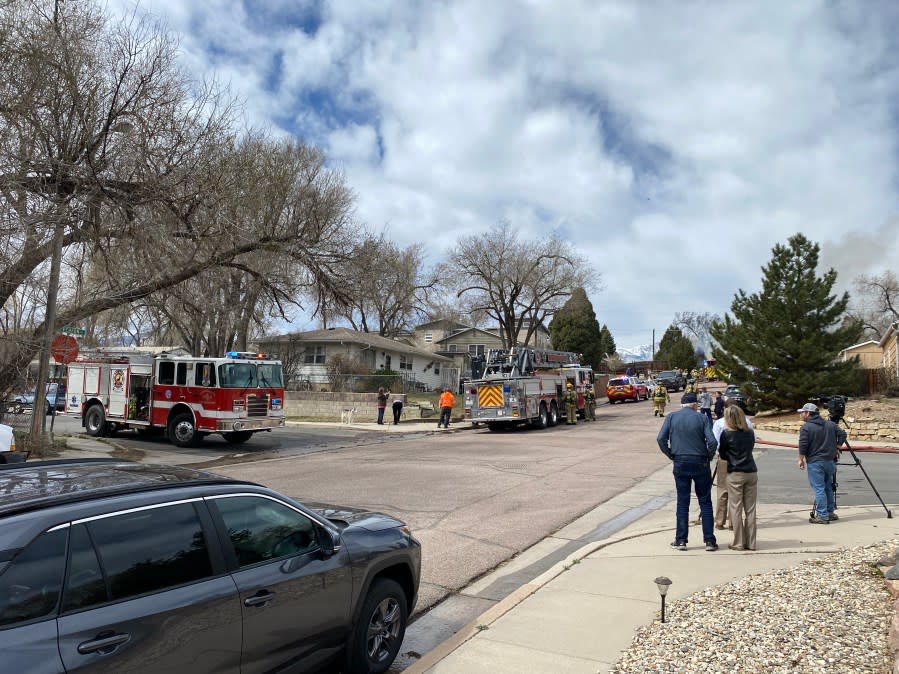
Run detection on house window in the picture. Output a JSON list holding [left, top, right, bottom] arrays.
[[434, 364, 440, 375], [424, 332, 433, 343], [469, 344, 485, 356], [384, 355, 392, 371], [448, 344, 457, 353], [399, 355, 413, 371], [304, 346, 325, 364]]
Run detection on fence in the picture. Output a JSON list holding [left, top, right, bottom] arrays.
[[286, 370, 454, 394]]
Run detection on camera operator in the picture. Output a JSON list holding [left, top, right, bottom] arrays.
[[796, 402, 846, 524]]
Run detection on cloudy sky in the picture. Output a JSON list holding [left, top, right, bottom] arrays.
[[109, 0, 899, 353]]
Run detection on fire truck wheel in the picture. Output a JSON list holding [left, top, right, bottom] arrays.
[[168, 412, 201, 448], [547, 402, 559, 427], [532, 403, 549, 429], [84, 405, 107, 437], [223, 430, 253, 444]]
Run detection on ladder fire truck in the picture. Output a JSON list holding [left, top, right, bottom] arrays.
[[66, 350, 286, 447], [464, 347, 595, 430]]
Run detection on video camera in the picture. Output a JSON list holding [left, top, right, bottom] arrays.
[[809, 394, 847, 425]]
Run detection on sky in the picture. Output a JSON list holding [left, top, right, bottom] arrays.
[[107, 0, 899, 354]]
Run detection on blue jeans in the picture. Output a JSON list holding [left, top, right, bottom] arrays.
[[673, 458, 715, 544], [807, 460, 836, 519]]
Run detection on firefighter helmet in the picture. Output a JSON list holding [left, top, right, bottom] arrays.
[[566, 382, 573, 389]]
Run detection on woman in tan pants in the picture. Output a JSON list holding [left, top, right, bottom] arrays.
[[717, 405, 758, 551]]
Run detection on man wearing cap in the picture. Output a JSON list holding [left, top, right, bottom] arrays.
[[657, 392, 719, 551], [797, 402, 846, 524]]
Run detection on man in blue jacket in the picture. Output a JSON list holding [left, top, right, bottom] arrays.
[[657, 392, 719, 551], [797, 402, 846, 524]]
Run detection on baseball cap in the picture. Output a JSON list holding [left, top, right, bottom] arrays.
[[680, 392, 698, 404], [797, 403, 818, 413]]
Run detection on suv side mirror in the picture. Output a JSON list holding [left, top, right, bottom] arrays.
[[318, 527, 342, 558]]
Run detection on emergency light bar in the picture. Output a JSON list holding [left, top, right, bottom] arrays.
[[225, 351, 269, 359]]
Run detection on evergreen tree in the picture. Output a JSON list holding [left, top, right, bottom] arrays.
[[549, 288, 603, 368], [655, 325, 696, 370], [710, 233, 862, 411], [598, 324, 616, 365]]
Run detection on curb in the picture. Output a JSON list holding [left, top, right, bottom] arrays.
[[402, 507, 897, 674]]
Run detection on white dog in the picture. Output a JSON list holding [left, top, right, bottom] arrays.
[[340, 407, 355, 424]]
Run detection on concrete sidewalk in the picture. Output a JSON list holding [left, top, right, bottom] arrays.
[[405, 432, 899, 674], [406, 498, 899, 674]]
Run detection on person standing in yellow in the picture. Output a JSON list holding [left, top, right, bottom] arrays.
[[653, 383, 670, 417], [563, 383, 577, 425], [438, 388, 455, 428]]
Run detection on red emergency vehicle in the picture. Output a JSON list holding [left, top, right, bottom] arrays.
[[66, 350, 286, 447]]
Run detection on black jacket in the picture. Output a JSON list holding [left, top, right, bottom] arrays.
[[718, 428, 757, 473]]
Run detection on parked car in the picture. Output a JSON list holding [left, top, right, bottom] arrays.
[[724, 384, 755, 415], [607, 377, 644, 403], [0, 424, 14, 452], [655, 370, 686, 392], [44, 382, 66, 414], [0, 458, 421, 674], [629, 377, 648, 400], [6, 391, 34, 414]]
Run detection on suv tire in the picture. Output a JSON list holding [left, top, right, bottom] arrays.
[[347, 578, 408, 674]]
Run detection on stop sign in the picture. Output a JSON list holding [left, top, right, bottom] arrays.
[[51, 334, 79, 364]]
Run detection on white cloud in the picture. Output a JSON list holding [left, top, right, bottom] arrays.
[[105, 0, 899, 350]]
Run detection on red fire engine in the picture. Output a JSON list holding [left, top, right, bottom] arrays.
[[66, 350, 286, 447]]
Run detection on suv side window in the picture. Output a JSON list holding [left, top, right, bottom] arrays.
[[0, 528, 67, 627], [212, 496, 319, 568], [62, 502, 213, 609]]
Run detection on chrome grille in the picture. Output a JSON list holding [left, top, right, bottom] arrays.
[[246, 394, 270, 417]]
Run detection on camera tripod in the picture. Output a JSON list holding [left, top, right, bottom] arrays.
[[810, 415, 893, 519]]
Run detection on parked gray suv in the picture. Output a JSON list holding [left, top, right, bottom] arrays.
[[0, 459, 420, 673]]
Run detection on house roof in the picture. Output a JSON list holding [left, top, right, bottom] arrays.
[[414, 319, 471, 332], [879, 322, 899, 348], [434, 326, 503, 345], [260, 327, 453, 362], [839, 340, 881, 353]]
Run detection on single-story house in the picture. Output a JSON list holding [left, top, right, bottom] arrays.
[[838, 340, 883, 369], [256, 327, 455, 392]]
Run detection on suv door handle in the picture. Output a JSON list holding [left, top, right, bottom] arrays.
[[244, 591, 275, 607], [77, 632, 131, 654]]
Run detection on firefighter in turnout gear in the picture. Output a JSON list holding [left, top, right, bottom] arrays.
[[584, 385, 596, 421], [653, 382, 670, 417], [564, 382, 578, 425]]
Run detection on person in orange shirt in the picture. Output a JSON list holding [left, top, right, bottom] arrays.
[[438, 388, 455, 428]]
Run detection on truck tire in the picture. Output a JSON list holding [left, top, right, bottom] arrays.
[[223, 430, 253, 444], [547, 402, 559, 426], [84, 405, 106, 437], [168, 412, 201, 448], [532, 403, 549, 429]]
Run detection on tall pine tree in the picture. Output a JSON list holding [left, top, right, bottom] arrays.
[[598, 324, 616, 366], [710, 233, 862, 411], [549, 287, 604, 368], [655, 325, 696, 370]]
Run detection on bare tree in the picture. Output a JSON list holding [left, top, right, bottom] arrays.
[[0, 2, 356, 393], [673, 311, 721, 350], [442, 221, 596, 348], [320, 234, 439, 337], [850, 271, 899, 339]]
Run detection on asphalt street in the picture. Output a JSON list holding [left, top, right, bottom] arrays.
[[15, 400, 899, 672]]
